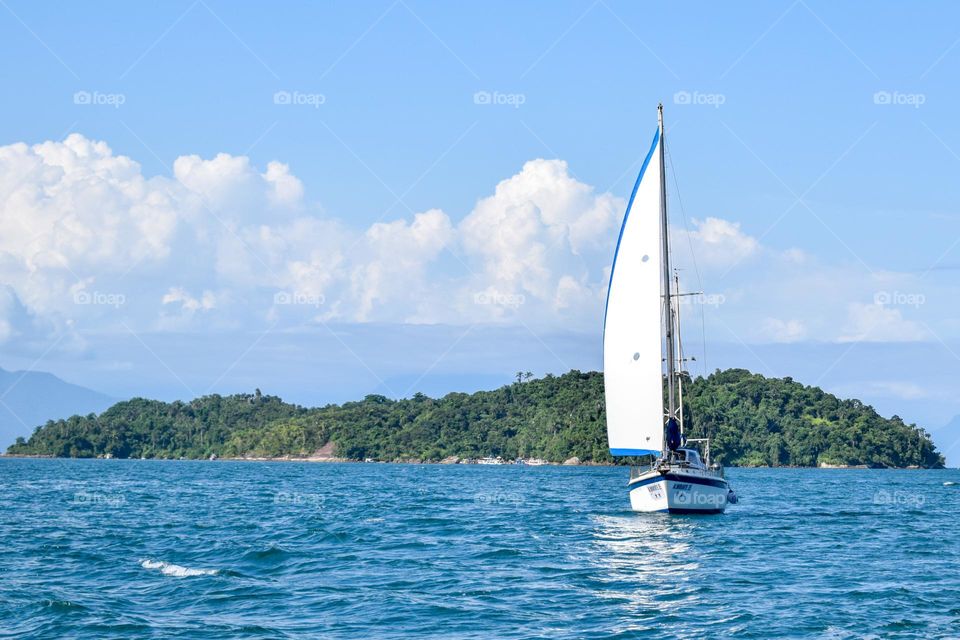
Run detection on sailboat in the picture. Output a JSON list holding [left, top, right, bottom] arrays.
[[603, 104, 736, 514]]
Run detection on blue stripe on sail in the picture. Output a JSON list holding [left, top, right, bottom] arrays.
[[602, 127, 661, 343], [610, 448, 660, 457]]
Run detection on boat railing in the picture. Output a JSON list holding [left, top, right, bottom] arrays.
[[629, 464, 653, 482], [629, 458, 724, 481]]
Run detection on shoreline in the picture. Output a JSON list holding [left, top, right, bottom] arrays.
[[0, 453, 945, 469]]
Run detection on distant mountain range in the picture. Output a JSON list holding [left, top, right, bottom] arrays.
[[0, 367, 116, 449]]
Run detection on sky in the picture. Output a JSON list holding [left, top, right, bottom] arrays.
[[1, 1, 959, 460]]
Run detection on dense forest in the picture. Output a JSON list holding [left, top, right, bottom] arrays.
[[6, 369, 944, 468]]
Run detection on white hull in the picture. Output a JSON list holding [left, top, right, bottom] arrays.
[[628, 466, 729, 514]]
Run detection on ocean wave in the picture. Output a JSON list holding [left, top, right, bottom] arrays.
[[6, 461, 959, 639], [140, 559, 218, 577], [241, 545, 291, 562]]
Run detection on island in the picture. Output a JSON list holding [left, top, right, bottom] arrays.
[[6, 368, 944, 468]]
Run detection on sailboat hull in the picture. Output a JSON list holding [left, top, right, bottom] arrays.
[[628, 468, 729, 514]]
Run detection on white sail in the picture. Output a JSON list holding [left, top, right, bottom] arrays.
[[603, 128, 664, 457]]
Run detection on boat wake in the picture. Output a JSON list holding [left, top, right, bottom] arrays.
[[140, 559, 218, 577]]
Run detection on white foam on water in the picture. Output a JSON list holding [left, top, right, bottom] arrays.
[[140, 559, 218, 577]]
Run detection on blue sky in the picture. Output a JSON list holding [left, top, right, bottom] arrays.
[[1, 1, 960, 459]]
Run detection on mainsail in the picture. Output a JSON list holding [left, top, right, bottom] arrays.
[[603, 128, 664, 456]]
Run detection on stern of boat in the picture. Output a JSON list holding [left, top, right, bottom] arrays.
[[627, 465, 730, 514]]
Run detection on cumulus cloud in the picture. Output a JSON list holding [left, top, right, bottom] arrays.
[[0, 134, 310, 341], [457, 159, 620, 323], [683, 217, 758, 269], [172, 153, 303, 218], [351, 209, 454, 322], [0, 134, 185, 316], [0, 136, 628, 339], [0, 133, 951, 350]]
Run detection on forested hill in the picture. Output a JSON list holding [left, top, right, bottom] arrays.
[[6, 369, 944, 468]]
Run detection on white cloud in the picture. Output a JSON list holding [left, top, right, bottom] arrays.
[[866, 381, 930, 400], [0, 134, 313, 340], [162, 287, 217, 313], [760, 318, 807, 343], [172, 153, 301, 219], [0, 134, 186, 317], [838, 302, 928, 343], [683, 217, 758, 269], [263, 161, 304, 208], [0, 133, 954, 350], [0, 136, 625, 336], [682, 224, 946, 346], [457, 158, 620, 324], [351, 209, 454, 322]]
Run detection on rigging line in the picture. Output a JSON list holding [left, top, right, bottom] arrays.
[[665, 139, 708, 379]]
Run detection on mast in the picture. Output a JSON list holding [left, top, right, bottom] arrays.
[[674, 271, 684, 436], [658, 104, 677, 428]]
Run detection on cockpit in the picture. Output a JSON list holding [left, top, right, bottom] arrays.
[[672, 448, 705, 469]]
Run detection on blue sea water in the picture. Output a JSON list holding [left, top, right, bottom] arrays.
[[1, 459, 959, 639]]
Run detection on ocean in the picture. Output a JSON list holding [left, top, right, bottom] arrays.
[[1, 459, 958, 638]]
